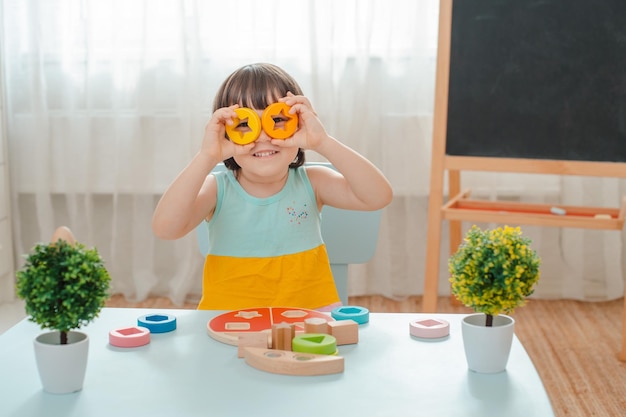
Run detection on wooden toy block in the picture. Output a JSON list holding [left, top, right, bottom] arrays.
[[304, 317, 329, 334], [109, 326, 150, 348], [137, 313, 177, 333], [409, 318, 449, 339], [327, 319, 359, 345], [207, 307, 333, 346], [225, 107, 262, 144], [292, 334, 337, 355], [243, 347, 344, 376], [331, 306, 369, 324], [261, 102, 298, 139], [237, 332, 270, 358], [271, 322, 295, 351]]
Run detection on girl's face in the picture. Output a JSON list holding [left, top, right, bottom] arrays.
[[232, 104, 299, 179]]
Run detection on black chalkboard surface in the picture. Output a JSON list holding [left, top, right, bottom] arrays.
[[446, 0, 626, 163]]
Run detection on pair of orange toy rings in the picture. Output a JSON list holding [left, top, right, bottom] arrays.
[[225, 102, 299, 145]]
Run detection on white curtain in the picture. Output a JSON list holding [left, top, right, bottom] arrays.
[[2, 0, 624, 305]]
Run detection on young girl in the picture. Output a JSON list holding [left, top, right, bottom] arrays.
[[152, 63, 393, 310]]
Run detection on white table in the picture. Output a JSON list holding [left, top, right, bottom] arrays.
[[0, 308, 554, 417]]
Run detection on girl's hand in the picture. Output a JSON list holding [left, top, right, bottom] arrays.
[[202, 104, 254, 162], [274, 92, 330, 151]]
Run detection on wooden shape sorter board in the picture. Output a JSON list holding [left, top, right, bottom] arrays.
[[207, 307, 334, 346]]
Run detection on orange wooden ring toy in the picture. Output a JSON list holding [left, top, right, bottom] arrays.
[[225, 107, 262, 145], [261, 102, 298, 139]]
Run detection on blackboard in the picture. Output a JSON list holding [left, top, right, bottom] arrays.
[[445, 0, 626, 163]]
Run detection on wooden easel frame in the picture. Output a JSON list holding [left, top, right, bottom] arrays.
[[424, 0, 626, 361]]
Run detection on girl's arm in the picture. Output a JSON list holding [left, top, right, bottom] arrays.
[[152, 105, 254, 240], [151, 152, 219, 240], [307, 139, 393, 211], [276, 94, 393, 211]]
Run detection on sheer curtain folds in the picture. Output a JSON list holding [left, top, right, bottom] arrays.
[[2, 0, 624, 304]]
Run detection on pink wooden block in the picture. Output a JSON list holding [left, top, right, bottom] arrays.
[[409, 318, 450, 339], [109, 326, 151, 348]]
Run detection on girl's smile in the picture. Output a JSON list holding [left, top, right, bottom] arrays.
[[253, 149, 279, 158]]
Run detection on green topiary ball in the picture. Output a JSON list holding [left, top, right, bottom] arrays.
[[448, 225, 541, 317], [16, 240, 111, 335]]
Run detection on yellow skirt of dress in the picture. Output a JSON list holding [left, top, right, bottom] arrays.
[[197, 244, 340, 310]]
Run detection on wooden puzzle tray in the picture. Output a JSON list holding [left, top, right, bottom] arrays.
[[207, 307, 334, 346]]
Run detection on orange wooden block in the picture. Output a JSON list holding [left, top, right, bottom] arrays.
[[225, 107, 262, 145], [327, 319, 359, 345], [261, 102, 298, 139]]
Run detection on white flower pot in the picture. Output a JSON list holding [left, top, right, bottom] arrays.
[[461, 313, 515, 374], [33, 331, 89, 394]]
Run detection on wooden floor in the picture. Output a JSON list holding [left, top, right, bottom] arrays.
[[106, 294, 626, 417]]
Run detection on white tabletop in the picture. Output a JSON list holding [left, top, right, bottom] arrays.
[[0, 308, 553, 417]]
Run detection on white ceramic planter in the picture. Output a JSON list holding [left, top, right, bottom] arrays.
[[461, 313, 515, 374], [33, 331, 89, 394]]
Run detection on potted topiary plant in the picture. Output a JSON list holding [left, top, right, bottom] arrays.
[[15, 226, 111, 394], [448, 225, 541, 373]]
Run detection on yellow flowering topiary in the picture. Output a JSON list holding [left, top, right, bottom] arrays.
[[449, 225, 541, 326]]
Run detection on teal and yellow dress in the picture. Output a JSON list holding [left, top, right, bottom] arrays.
[[197, 167, 340, 310]]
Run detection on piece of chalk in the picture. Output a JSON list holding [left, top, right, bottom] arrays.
[[550, 207, 566, 215]]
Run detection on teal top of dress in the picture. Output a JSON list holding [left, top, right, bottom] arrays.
[[205, 166, 324, 257]]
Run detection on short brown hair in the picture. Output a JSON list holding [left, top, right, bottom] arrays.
[[214, 63, 305, 170]]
